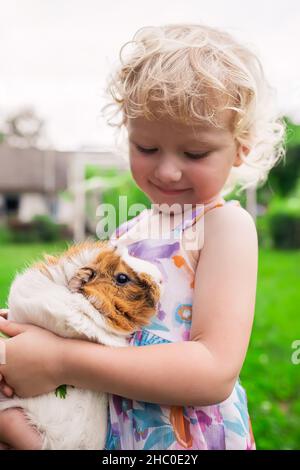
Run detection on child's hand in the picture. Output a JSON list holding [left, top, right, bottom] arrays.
[[0, 317, 65, 398]]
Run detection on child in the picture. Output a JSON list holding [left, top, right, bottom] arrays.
[[0, 23, 284, 450]]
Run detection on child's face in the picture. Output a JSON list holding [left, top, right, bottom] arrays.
[[127, 114, 243, 208]]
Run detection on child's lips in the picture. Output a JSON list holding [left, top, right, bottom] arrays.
[[151, 182, 191, 195]]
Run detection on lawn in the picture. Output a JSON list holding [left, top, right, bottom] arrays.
[[241, 249, 300, 449], [0, 243, 299, 449], [0, 242, 67, 308]]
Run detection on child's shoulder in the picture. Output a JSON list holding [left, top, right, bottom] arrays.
[[192, 199, 258, 277], [207, 199, 253, 221], [205, 199, 258, 246]]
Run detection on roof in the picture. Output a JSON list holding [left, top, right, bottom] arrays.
[[0, 144, 128, 194]]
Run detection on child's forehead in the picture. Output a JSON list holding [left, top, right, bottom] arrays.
[[127, 115, 233, 141]]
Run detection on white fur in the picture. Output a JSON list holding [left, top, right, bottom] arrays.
[[0, 245, 162, 449]]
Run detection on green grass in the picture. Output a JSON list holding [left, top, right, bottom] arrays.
[[0, 242, 67, 307], [240, 249, 300, 449], [0, 243, 299, 449]]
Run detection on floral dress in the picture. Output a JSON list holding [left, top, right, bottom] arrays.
[[105, 198, 255, 450]]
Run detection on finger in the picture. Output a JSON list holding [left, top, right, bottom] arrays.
[[0, 442, 11, 450], [0, 309, 8, 319], [0, 374, 14, 395], [0, 339, 6, 365], [0, 382, 14, 397], [0, 317, 27, 337], [3, 386, 14, 397]]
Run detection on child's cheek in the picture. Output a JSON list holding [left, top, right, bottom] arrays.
[[130, 154, 151, 185]]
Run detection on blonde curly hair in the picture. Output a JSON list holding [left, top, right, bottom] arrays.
[[103, 23, 285, 194]]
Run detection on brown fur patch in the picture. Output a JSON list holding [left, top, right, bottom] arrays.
[[69, 246, 160, 333], [33, 240, 160, 334]]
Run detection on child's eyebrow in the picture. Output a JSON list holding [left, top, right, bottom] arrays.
[[185, 129, 225, 144], [183, 138, 217, 146]]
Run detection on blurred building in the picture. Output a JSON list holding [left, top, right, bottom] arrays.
[[0, 144, 128, 237]]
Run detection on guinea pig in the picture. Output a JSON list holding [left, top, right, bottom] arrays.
[[0, 240, 163, 450]]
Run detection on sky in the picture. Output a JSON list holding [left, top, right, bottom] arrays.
[[1, 0, 300, 150]]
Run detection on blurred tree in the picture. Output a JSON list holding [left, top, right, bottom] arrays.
[[268, 145, 300, 197], [5, 107, 45, 148], [257, 118, 300, 204], [285, 118, 300, 147]]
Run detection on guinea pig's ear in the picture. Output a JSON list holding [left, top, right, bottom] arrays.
[[68, 267, 96, 293]]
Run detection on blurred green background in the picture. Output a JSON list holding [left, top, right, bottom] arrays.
[[0, 118, 300, 449]]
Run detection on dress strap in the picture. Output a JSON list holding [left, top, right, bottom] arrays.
[[171, 198, 228, 235], [112, 208, 150, 240], [111, 199, 241, 243]]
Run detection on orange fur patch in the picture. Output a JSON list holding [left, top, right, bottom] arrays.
[[31, 240, 160, 334]]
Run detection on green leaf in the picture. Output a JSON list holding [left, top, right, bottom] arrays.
[[55, 384, 68, 399]]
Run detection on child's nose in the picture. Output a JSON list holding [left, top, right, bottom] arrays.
[[154, 159, 182, 183]]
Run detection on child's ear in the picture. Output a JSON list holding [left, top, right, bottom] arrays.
[[234, 145, 250, 167]]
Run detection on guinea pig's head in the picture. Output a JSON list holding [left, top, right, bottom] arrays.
[[68, 246, 163, 334]]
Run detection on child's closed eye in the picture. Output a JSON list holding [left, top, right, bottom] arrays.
[[135, 144, 158, 154], [135, 144, 210, 159], [184, 151, 211, 159]]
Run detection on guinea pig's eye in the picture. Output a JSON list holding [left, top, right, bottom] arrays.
[[115, 273, 131, 286], [88, 269, 96, 281]]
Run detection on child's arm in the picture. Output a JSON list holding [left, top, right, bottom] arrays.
[[63, 204, 258, 406], [0, 205, 257, 406]]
